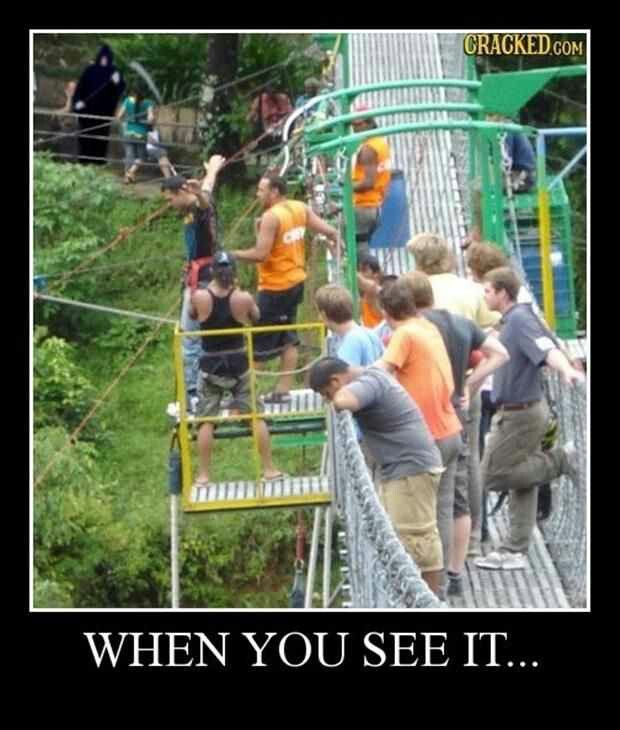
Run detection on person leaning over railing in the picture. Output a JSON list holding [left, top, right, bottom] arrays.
[[308, 356, 445, 598], [406, 271, 510, 597], [374, 276, 463, 601], [408, 233, 501, 558]]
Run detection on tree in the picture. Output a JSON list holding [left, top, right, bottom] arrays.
[[201, 34, 244, 182]]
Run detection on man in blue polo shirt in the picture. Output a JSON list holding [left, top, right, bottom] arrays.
[[468, 267, 584, 570]]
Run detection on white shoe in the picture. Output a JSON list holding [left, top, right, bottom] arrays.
[[563, 440, 579, 484], [474, 550, 526, 570]]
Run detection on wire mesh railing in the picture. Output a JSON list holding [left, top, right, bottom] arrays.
[[329, 407, 442, 609], [539, 374, 588, 607]]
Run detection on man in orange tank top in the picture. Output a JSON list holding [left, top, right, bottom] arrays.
[[351, 104, 391, 257], [232, 174, 341, 401]]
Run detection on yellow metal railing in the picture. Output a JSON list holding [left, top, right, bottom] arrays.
[[173, 321, 326, 508]]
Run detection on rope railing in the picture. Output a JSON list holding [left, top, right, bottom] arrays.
[[34, 107, 202, 130], [34, 127, 203, 151]]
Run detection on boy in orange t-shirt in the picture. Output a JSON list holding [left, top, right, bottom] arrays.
[[376, 277, 462, 599]]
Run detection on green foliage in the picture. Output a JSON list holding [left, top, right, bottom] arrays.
[[179, 511, 295, 607], [111, 34, 211, 103], [33, 326, 96, 432], [34, 426, 112, 607], [34, 154, 121, 250], [199, 34, 322, 156], [95, 318, 158, 356], [238, 34, 320, 99]]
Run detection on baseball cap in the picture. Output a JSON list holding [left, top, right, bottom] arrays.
[[214, 251, 234, 267]]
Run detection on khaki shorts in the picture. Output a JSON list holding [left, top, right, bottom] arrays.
[[378, 471, 443, 573]]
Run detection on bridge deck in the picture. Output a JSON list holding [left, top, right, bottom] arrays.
[[448, 508, 570, 609], [349, 32, 573, 608]]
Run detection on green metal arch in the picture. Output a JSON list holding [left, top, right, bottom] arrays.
[[307, 119, 535, 156], [306, 103, 485, 134]]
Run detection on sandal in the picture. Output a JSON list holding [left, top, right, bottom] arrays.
[[261, 391, 292, 404], [192, 477, 211, 490], [262, 471, 289, 483]]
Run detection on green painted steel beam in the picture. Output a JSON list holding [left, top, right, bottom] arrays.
[[306, 102, 484, 134], [480, 66, 586, 117], [302, 78, 481, 113], [307, 119, 534, 156]]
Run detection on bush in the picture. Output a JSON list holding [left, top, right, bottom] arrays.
[[179, 511, 296, 607], [34, 154, 121, 251], [33, 326, 96, 432]]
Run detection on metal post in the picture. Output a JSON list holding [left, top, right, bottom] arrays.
[[245, 330, 263, 488], [478, 132, 494, 241], [536, 133, 556, 329], [342, 154, 359, 312], [173, 327, 193, 503], [305, 507, 323, 609], [168, 445, 182, 609], [322, 505, 333, 607], [490, 134, 506, 249], [170, 494, 180, 608]]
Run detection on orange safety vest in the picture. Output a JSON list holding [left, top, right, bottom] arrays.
[[360, 295, 383, 328], [258, 200, 307, 291], [352, 136, 391, 208]]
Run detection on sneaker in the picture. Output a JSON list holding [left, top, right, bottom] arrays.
[[447, 574, 464, 597], [562, 440, 579, 484], [166, 402, 180, 420], [474, 550, 526, 570]]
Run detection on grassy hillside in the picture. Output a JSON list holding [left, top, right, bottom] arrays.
[[33, 157, 333, 609]]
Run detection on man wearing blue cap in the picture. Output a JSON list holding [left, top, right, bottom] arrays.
[[190, 251, 284, 486]]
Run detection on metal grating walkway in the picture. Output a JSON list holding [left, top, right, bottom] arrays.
[[189, 475, 330, 512], [349, 32, 571, 609]]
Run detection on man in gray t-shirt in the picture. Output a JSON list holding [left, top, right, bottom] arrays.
[[309, 357, 444, 596], [469, 267, 584, 570]]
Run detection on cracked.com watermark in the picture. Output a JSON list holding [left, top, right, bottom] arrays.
[[464, 34, 585, 56]]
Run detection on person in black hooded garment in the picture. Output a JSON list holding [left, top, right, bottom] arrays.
[[72, 45, 126, 164]]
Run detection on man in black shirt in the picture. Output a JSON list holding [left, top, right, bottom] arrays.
[[190, 252, 283, 486], [408, 271, 509, 595]]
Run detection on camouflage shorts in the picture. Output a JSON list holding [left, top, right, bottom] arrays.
[[196, 370, 252, 417]]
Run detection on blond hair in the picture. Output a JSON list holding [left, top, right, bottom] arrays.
[[407, 233, 454, 275], [466, 242, 508, 282]]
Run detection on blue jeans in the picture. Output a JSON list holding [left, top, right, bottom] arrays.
[[124, 140, 147, 171], [180, 286, 201, 400]]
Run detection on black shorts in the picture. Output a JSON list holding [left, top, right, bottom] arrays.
[[253, 283, 304, 362]]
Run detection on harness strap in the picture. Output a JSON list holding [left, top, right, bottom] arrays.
[[186, 256, 214, 292]]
